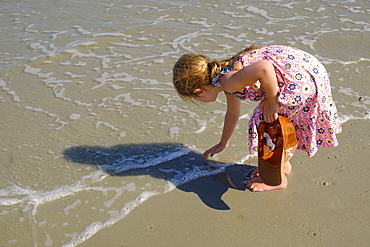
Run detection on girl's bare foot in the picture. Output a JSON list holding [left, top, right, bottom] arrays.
[[245, 145, 295, 191], [244, 174, 288, 192], [248, 160, 292, 178]]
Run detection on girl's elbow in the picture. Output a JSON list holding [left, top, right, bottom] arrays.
[[226, 108, 240, 118]]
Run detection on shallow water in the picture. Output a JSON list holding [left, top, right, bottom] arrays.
[[0, 0, 369, 246]]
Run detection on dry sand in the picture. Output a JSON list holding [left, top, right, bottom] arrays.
[[81, 119, 370, 247]]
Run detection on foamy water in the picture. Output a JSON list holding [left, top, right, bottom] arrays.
[[1, 0, 369, 245]]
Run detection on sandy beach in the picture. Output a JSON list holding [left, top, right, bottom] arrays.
[[78, 119, 370, 247]]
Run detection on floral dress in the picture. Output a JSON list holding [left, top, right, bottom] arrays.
[[212, 45, 342, 157]]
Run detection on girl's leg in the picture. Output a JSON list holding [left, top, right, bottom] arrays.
[[245, 145, 297, 192], [248, 145, 296, 178], [283, 145, 296, 174]]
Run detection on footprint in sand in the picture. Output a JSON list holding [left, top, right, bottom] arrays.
[[302, 223, 321, 238]]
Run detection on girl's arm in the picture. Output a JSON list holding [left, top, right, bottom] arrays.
[[222, 60, 279, 123], [203, 93, 240, 158]]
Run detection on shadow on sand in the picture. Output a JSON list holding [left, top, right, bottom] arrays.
[[63, 143, 255, 210]]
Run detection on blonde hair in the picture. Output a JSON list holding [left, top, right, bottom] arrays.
[[172, 43, 263, 101]]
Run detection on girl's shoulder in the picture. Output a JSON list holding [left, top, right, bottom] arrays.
[[211, 55, 243, 87]]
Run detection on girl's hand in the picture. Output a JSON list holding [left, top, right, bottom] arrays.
[[261, 97, 279, 123], [202, 143, 227, 158]]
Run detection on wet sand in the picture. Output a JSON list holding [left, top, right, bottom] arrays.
[[79, 119, 370, 247]]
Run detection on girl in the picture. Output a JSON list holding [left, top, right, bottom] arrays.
[[172, 44, 341, 192]]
